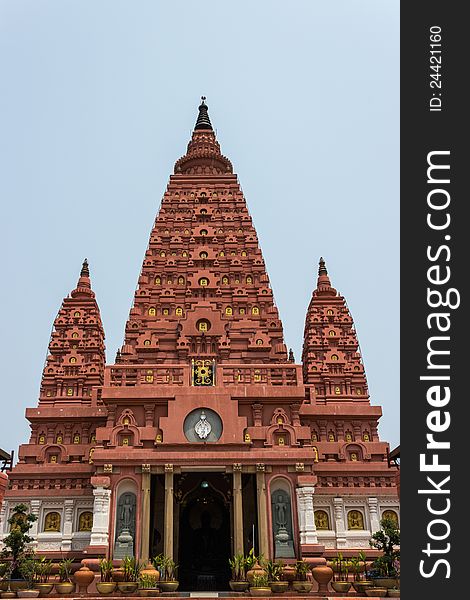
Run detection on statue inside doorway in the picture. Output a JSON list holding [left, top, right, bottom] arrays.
[[191, 511, 224, 570]]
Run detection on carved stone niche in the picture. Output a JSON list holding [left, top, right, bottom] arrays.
[[270, 482, 295, 558], [113, 492, 136, 559]]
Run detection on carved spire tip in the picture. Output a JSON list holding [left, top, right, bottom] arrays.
[[318, 256, 328, 276], [80, 258, 89, 278], [195, 96, 213, 130]]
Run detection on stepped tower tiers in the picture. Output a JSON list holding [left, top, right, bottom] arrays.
[[1, 100, 398, 575], [119, 97, 287, 367]]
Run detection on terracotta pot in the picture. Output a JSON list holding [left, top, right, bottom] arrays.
[[33, 584, 53, 597], [311, 565, 333, 594], [331, 581, 352, 593], [270, 581, 289, 594], [292, 581, 313, 594], [112, 568, 125, 583], [73, 566, 94, 594], [96, 582, 117, 595], [17, 593, 40, 599], [229, 581, 249, 592], [249, 587, 271, 597], [247, 562, 267, 585], [117, 582, 138, 594], [366, 588, 388, 597], [140, 564, 160, 582], [158, 581, 178, 592], [281, 565, 296, 583], [54, 582, 75, 595]]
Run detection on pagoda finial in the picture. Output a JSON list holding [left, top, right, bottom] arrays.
[[318, 257, 328, 276], [316, 256, 333, 292], [194, 96, 213, 130], [81, 258, 89, 278], [72, 257, 92, 296]]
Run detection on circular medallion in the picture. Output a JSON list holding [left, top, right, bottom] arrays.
[[194, 411, 212, 439], [183, 408, 222, 443]]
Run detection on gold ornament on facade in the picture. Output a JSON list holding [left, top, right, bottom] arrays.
[[44, 512, 61, 532], [314, 510, 330, 530], [347, 510, 364, 530], [78, 511, 93, 532], [192, 359, 215, 386]]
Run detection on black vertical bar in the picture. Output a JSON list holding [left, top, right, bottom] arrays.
[[401, 2, 466, 598]]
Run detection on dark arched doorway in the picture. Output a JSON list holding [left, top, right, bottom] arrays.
[[178, 477, 231, 591]]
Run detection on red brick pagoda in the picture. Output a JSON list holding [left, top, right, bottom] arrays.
[[0, 99, 399, 589]]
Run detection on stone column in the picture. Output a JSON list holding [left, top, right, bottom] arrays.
[[368, 497, 380, 533], [0, 501, 7, 541], [140, 465, 151, 562], [61, 499, 74, 551], [29, 500, 41, 550], [164, 464, 174, 560], [296, 486, 318, 544], [256, 464, 269, 557], [233, 464, 244, 555], [90, 484, 111, 547], [333, 497, 347, 548]]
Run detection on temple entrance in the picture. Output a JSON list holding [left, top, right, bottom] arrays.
[[177, 474, 232, 591]]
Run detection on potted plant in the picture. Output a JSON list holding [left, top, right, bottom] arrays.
[[369, 517, 400, 589], [17, 558, 39, 598], [228, 554, 249, 592], [55, 559, 75, 595], [249, 573, 271, 597], [153, 556, 178, 593], [266, 560, 287, 594], [330, 553, 351, 593], [1, 505, 37, 589], [349, 552, 371, 595], [138, 575, 160, 597], [246, 549, 266, 585], [96, 559, 116, 595], [0, 563, 8, 591], [292, 560, 312, 593], [117, 557, 141, 594], [33, 557, 53, 597], [0, 563, 16, 599]]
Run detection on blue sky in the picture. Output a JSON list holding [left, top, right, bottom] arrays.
[[0, 0, 399, 453]]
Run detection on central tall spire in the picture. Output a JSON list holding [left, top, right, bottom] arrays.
[[120, 100, 287, 365], [174, 98, 232, 175]]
